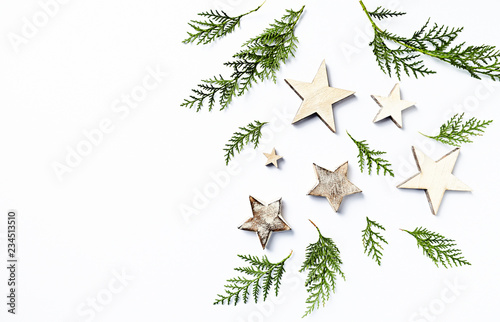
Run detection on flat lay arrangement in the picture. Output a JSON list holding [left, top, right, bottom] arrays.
[[181, 1, 496, 318], [3, 1, 498, 321]]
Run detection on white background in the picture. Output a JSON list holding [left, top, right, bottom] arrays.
[[0, 0, 499, 321]]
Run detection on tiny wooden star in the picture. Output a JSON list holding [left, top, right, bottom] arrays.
[[263, 148, 283, 168], [397, 147, 471, 215], [308, 162, 362, 212], [285, 60, 355, 133], [371, 83, 415, 128], [238, 196, 291, 249]]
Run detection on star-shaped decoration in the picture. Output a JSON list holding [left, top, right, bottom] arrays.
[[263, 148, 283, 168], [371, 83, 415, 128], [308, 162, 362, 212], [397, 147, 471, 215], [238, 196, 291, 249], [285, 60, 355, 133]]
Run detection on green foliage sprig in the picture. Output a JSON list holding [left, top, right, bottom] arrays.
[[182, 6, 305, 111], [300, 220, 345, 317], [223, 120, 267, 165], [183, 2, 265, 45], [421, 113, 493, 146], [347, 131, 394, 177], [402, 227, 471, 268], [360, 1, 500, 80], [368, 6, 406, 20], [214, 251, 293, 305], [362, 217, 388, 266]]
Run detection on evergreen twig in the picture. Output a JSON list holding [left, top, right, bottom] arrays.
[[347, 131, 394, 177], [223, 120, 267, 165], [402, 227, 471, 268], [360, 1, 500, 80], [182, 6, 305, 111], [300, 220, 345, 317], [368, 6, 406, 20], [362, 217, 388, 266], [214, 251, 293, 305], [183, 2, 266, 45], [421, 113, 492, 146]]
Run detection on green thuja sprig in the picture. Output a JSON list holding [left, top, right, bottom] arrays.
[[300, 220, 345, 317], [360, 1, 500, 80], [347, 131, 394, 177], [224, 120, 267, 165], [214, 251, 293, 305], [421, 113, 492, 146], [402, 227, 471, 268], [367, 6, 406, 20], [362, 217, 388, 266], [183, 2, 265, 45], [182, 6, 305, 111]]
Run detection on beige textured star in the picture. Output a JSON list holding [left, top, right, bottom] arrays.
[[371, 83, 415, 128], [263, 148, 283, 168], [397, 147, 471, 215], [238, 196, 291, 249], [285, 60, 355, 133], [308, 162, 362, 212]]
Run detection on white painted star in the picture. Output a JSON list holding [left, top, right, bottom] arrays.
[[285, 60, 355, 133], [371, 83, 415, 128], [397, 147, 471, 215]]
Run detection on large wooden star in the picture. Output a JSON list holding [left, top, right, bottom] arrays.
[[238, 196, 291, 249], [397, 147, 471, 215], [285, 60, 355, 133], [371, 83, 415, 128], [308, 162, 362, 212]]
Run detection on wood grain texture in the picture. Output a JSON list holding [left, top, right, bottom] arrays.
[[371, 83, 415, 128], [308, 162, 362, 212], [238, 196, 291, 249], [397, 147, 471, 215], [285, 60, 355, 133], [263, 147, 283, 168]]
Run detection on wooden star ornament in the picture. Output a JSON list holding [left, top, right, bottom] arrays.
[[263, 148, 283, 168], [371, 83, 415, 128], [238, 196, 291, 249], [308, 162, 362, 212], [397, 147, 471, 215], [285, 60, 355, 133]]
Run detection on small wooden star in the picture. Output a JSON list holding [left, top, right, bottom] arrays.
[[397, 147, 471, 215], [371, 83, 415, 128], [238, 196, 291, 249], [308, 162, 362, 212], [263, 148, 283, 168], [285, 60, 355, 133]]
